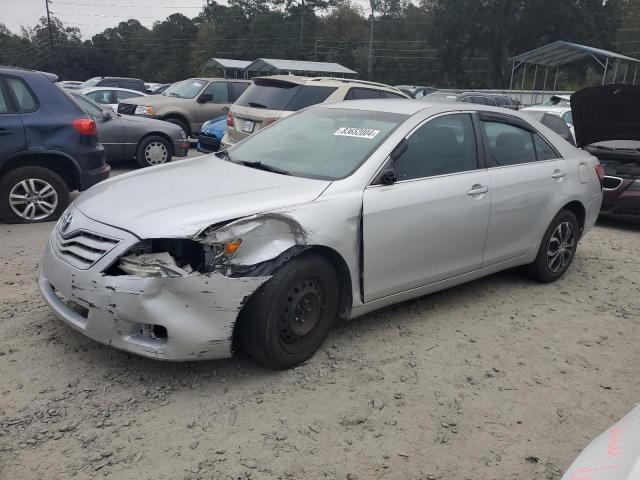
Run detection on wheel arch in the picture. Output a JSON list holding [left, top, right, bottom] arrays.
[[160, 113, 191, 135], [0, 151, 80, 190], [560, 200, 586, 234]]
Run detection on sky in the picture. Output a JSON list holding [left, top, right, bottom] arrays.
[[1, 0, 372, 39]]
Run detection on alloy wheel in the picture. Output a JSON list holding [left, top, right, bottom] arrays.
[[546, 221, 576, 273], [9, 178, 59, 221]]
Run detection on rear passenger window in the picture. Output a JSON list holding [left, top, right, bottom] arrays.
[[6, 78, 36, 112], [101, 80, 119, 87], [533, 134, 558, 160], [0, 83, 10, 113], [229, 82, 250, 101], [345, 88, 381, 100], [395, 113, 477, 180], [380, 91, 406, 99], [121, 81, 140, 91], [482, 121, 536, 166], [115, 90, 140, 101]]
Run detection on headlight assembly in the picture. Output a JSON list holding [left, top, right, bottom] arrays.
[[134, 105, 154, 116]]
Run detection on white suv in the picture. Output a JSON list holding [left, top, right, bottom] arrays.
[[221, 76, 409, 148]]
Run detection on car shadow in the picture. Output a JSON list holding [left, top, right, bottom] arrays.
[[596, 216, 640, 231]]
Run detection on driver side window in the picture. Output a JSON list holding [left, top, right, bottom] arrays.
[[203, 82, 229, 103], [394, 114, 478, 181]]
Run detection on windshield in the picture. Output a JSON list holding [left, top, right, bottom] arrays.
[[228, 107, 407, 180], [162, 79, 207, 99], [80, 77, 102, 88]]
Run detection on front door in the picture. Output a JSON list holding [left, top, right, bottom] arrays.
[[363, 113, 491, 302], [195, 81, 231, 126]]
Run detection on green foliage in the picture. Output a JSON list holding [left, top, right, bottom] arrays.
[[0, 0, 632, 88]]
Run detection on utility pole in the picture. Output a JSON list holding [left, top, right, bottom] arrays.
[[368, 0, 375, 79], [300, 0, 304, 47], [45, 0, 54, 52]]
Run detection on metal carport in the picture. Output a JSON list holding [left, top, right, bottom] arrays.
[[508, 41, 640, 104], [201, 58, 252, 78], [245, 58, 357, 77]]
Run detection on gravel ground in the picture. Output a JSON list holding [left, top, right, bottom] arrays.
[[1, 157, 639, 479]]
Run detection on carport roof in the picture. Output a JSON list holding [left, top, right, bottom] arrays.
[[510, 41, 640, 68], [246, 58, 357, 75], [202, 58, 252, 69]]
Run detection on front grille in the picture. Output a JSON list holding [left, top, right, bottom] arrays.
[[54, 229, 120, 269], [117, 103, 136, 115], [603, 176, 623, 190]]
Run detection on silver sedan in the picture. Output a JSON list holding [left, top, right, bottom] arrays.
[[38, 100, 603, 369]]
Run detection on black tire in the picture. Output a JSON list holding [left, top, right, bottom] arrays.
[[164, 117, 190, 137], [0, 166, 69, 224], [526, 209, 579, 283], [239, 254, 339, 369], [136, 135, 173, 168]]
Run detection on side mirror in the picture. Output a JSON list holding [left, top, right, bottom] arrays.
[[101, 110, 112, 121], [198, 93, 213, 103], [380, 169, 396, 185]]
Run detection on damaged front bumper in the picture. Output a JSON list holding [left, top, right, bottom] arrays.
[[38, 210, 270, 361]]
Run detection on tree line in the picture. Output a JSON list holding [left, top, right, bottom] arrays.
[[0, 0, 637, 89]]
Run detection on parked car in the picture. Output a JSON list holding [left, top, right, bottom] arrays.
[[561, 405, 640, 480], [421, 91, 499, 106], [520, 103, 574, 141], [521, 110, 575, 145], [118, 78, 251, 137], [79, 87, 148, 112], [395, 85, 436, 99], [39, 99, 602, 368], [197, 115, 226, 153], [572, 84, 640, 221], [70, 92, 189, 167], [221, 76, 409, 148], [79, 76, 146, 92], [146, 83, 171, 95], [488, 94, 520, 110], [0, 67, 109, 224], [57, 80, 83, 90]]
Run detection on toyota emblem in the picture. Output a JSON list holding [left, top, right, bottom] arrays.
[[60, 212, 73, 234]]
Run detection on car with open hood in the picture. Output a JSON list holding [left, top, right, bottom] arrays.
[[571, 84, 640, 221], [39, 99, 602, 369]]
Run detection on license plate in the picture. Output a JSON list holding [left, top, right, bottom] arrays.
[[242, 120, 255, 133]]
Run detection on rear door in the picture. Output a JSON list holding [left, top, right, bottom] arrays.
[[0, 77, 26, 162], [362, 112, 491, 301], [479, 112, 568, 265]]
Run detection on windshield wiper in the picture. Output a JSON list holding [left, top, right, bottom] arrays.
[[590, 144, 614, 151], [240, 161, 291, 176], [215, 150, 233, 162], [166, 92, 181, 97], [248, 101, 269, 109]]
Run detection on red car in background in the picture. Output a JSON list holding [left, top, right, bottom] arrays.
[[572, 84, 640, 221]]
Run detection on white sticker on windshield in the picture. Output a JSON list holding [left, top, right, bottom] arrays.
[[334, 127, 380, 139]]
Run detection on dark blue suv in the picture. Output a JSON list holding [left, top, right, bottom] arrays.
[[0, 67, 110, 223]]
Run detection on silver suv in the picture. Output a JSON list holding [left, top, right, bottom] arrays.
[[221, 76, 409, 148]]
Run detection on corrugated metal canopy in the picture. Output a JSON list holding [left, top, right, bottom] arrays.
[[202, 58, 252, 69], [246, 58, 357, 75], [510, 41, 640, 67]]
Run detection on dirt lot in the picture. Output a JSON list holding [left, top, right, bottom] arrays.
[[1, 163, 639, 479]]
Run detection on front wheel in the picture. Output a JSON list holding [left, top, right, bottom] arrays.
[[0, 166, 69, 224], [526, 209, 579, 283], [239, 254, 339, 369], [136, 135, 173, 168]]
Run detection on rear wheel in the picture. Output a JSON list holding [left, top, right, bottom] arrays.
[[526, 209, 579, 282], [239, 254, 339, 369], [136, 135, 173, 168], [0, 166, 69, 223]]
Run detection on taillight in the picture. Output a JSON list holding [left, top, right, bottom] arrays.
[[72, 118, 97, 136], [226, 111, 234, 127], [595, 163, 605, 185]]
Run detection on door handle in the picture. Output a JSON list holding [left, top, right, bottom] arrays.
[[467, 185, 489, 195], [551, 170, 566, 179], [0, 128, 11, 136]]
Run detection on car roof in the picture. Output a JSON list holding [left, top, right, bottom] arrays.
[[253, 75, 406, 94], [521, 105, 571, 114], [80, 86, 147, 94]]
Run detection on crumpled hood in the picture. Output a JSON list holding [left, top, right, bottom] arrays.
[[571, 84, 640, 147], [75, 156, 331, 239], [561, 405, 640, 480]]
